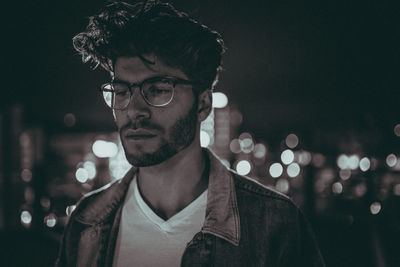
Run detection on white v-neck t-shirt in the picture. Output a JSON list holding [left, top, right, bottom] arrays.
[[113, 176, 208, 267]]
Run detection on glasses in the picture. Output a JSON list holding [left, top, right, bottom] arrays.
[[100, 76, 201, 110]]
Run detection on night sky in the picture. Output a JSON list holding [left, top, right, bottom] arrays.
[[3, 0, 399, 153]]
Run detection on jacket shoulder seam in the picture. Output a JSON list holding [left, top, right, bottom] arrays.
[[231, 171, 293, 203]]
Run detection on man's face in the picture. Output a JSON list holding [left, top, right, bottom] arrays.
[[113, 56, 199, 167]]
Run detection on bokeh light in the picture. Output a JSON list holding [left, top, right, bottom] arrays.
[[269, 163, 283, 178], [312, 153, 326, 167], [20, 210, 32, 226], [339, 169, 352, 180], [44, 213, 57, 228], [229, 139, 241, 154], [332, 182, 343, 194], [253, 143, 267, 159], [40, 197, 51, 211], [75, 168, 89, 183], [393, 184, 400, 196], [200, 130, 211, 147], [359, 157, 371, 172], [212, 92, 228, 108], [240, 138, 254, 154], [287, 163, 300, 178], [285, 133, 299, 149], [394, 123, 400, 137], [64, 113, 76, 127], [348, 155, 360, 170], [297, 151, 312, 166], [21, 169, 32, 182], [236, 160, 251, 175], [276, 179, 290, 194], [92, 140, 118, 158], [386, 154, 397, 167], [354, 183, 367, 197], [337, 154, 349, 169], [281, 149, 294, 165], [370, 202, 381, 215], [230, 109, 243, 126], [83, 161, 97, 179]]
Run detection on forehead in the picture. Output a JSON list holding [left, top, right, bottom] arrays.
[[114, 56, 188, 82]]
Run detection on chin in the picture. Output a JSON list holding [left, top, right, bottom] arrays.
[[124, 143, 179, 167]]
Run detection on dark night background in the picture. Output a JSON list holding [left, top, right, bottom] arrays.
[[1, 0, 400, 266]]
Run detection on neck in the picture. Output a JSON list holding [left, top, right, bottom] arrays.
[[136, 139, 208, 220]]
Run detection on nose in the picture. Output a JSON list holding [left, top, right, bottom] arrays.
[[126, 87, 151, 122]]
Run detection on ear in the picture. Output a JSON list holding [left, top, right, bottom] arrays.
[[197, 90, 213, 122]]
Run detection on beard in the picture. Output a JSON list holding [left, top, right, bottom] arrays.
[[120, 102, 198, 167]]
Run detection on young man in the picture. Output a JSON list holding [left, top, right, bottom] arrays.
[[56, 1, 325, 266]]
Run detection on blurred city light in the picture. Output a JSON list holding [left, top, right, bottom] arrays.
[[354, 183, 367, 197], [281, 149, 294, 165], [386, 154, 397, 167], [20, 210, 32, 227], [63, 113, 76, 127], [394, 184, 400, 196], [370, 202, 381, 215], [21, 168, 32, 182], [285, 133, 299, 149], [229, 139, 241, 154], [75, 168, 89, 183], [212, 92, 228, 108], [238, 133, 254, 154], [40, 197, 51, 211], [276, 179, 289, 194], [337, 154, 359, 170], [339, 169, 352, 180], [19, 132, 30, 147], [337, 154, 349, 169], [236, 160, 251, 176], [287, 163, 300, 178], [66, 205, 77, 216], [394, 123, 400, 137], [240, 138, 254, 154], [297, 151, 312, 166], [200, 130, 211, 148], [332, 182, 343, 194], [253, 143, 267, 158], [24, 187, 35, 204], [312, 153, 326, 167], [359, 157, 371, 172], [229, 109, 243, 126], [83, 161, 97, 179], [348, 155, 360, 170], [44, 213, 57, 228], [92, 140, 118, 158], [269, 163, 283, 178]]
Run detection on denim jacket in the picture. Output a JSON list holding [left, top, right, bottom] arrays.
[[55, 149, 325, 267]]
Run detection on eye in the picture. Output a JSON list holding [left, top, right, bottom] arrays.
[[113, 83, 129, 96], [148, 86, 171, 94]]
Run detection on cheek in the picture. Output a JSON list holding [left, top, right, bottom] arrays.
[[114, 110, 129, 129]]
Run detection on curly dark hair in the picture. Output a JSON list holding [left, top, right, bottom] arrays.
[[73, 0, 225, 91]]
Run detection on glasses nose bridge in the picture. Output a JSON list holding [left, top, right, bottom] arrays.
[[126, 83, 147, 107]]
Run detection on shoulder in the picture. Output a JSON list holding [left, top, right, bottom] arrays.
[[70, 168, 137, 224], [229, 169, 301, 215]]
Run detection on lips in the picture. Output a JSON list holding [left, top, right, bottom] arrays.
[[124, 129, 157, 140]]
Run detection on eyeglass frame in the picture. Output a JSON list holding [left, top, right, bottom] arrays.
[[99, 75, 204, 110]]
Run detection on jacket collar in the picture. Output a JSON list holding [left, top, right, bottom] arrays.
[[73, 148, 240, 246], [74, 167, 137, 225], [202, 149, 240, 246]]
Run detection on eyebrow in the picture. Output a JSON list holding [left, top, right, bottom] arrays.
[[112, 75, 166, 86]]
